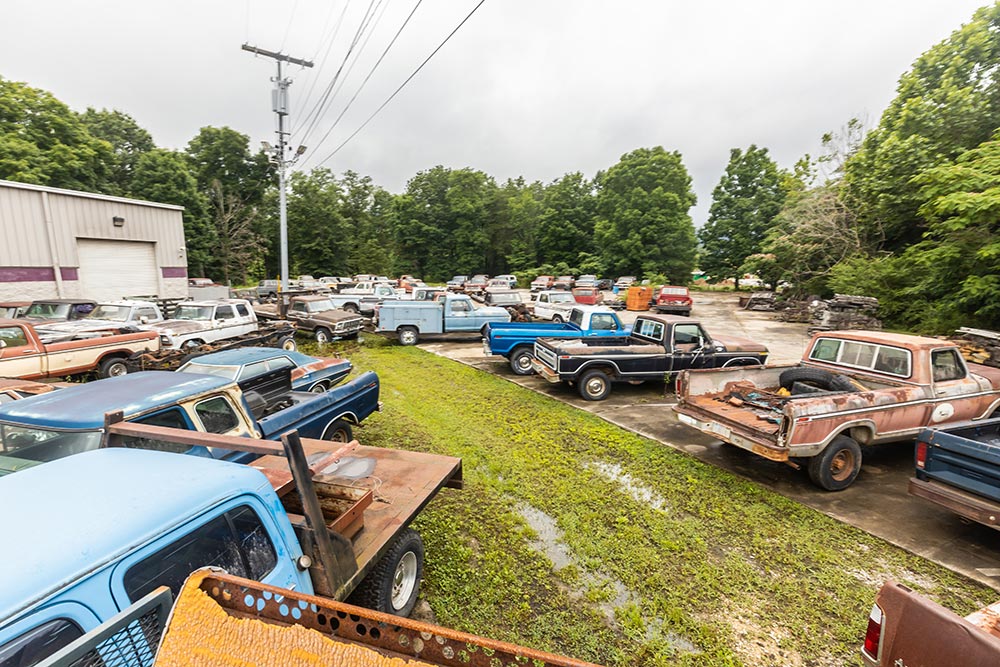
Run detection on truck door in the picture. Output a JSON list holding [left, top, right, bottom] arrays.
[[668, 323, 715, 372], [0, 325, 45, 379], [929, 347, 985, 423], [445, 299, 474, 332], [109, 498, 302, 611]]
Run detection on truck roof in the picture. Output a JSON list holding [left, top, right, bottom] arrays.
[[0, 372, 234, 429], [179, 299, 250, 307], [184, 347, 312, 366], [810, 329, 949, 350], [0, 448, 270, 624]]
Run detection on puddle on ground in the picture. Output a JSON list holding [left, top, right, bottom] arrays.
[[515, 501, 699, 655], [589, 461, 671, 513]]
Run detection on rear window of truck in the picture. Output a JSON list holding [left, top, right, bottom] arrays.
[[809, 338, 912, 378], [0, 618, 83, 667], [633, 319, 665, 343]]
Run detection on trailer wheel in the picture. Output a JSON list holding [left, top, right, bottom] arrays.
[[398, 327, 419, 346], [277, 335, 297, 351], [509, 347, 536, 375], [343, 303, 360, 314], [323, 419, 353, 443], [98, 356, 129, 378], [314, 328, 332, 344], [578, 369, 612, 401], [348, 528, 424, 617], [808, 435, 862, 491]]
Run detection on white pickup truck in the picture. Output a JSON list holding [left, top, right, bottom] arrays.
[[33, 300, 165, 336], [532, 290, 578, 322], [147, 299, 258, 350]]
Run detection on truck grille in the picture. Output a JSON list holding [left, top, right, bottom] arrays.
[[534, 343, 558, 369]]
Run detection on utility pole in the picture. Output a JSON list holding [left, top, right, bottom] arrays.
[[241, 44, 313, 293]]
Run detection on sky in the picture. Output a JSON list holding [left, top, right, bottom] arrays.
[[0, 1, 991, 225]]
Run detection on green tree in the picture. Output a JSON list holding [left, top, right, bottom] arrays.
[[498, 177, 544, 275], [79, 107, 155, 195], [130, 149, 213, 278], [185, 126, 272, 206], [284, 169, 351, 276], [209, 181, 265, 285], [338, 170, 396, 275], [536, 173, 597, 268], [0, 77, 112, 191], [593, 147, 697, 283], [843, 3, 1000, 250], [699, 145, 787, 287]]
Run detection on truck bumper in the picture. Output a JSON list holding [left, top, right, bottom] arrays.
[[675, 411, 789, 462], [909, 477, 1000, 528], [482, 338, 491, 356], [531, 360, 562, 384]]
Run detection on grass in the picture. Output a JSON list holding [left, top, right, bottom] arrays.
[[310, 336, 993, 666]]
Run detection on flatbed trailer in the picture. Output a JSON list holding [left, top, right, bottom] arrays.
[[124, 320, 298, 372]]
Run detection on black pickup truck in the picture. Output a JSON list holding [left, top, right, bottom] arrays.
[[531, 314, 769, 400]]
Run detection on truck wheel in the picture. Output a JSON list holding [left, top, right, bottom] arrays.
[[315, 328, 332, 344], [347, 528, 423, 617], [277, 335, 297, 351], [343, 303, 360, 314], [98, 356, 129, 378], [509, 347, 536, 375], [398, 327, 419, 346], [578, 369, 612, 401], [808, 435, 862, 491], [323, 419, 353, 442], [779, 367, 857, 393], [552, 314, 564, 323]]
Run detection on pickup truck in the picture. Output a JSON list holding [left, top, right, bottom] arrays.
[[328, 283, 398, 315], [20, 298, 97, 323], [653, 286, 693, 316], [463, 274, 489, 294], [860, 580, 1000, 666], [0, 318, 159, 380], [446, 275, 468, 291], [0, 366, 380, 474], [533, 289, 578, 321], [531, 275, 554, 291], [484, 306, 630, 375], [0, 424, 462, 663], [908, 418, 1000, 529], [254, 294, 363, 343], [147, 298, 258, 349], [532, 314, 768, 401], [32, 299, 165, 336], [374, 293, 510, 345], [674, 330, 1000, 490]]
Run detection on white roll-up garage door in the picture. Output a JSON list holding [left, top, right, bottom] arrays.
[[77, 239, 160, 301]]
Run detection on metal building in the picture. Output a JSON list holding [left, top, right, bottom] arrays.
[[0, 180, 188, 301]]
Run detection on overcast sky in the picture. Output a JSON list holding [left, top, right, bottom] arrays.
[[1, 1, 990, 225]]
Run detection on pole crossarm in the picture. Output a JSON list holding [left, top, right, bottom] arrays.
[[241, 43, 314, 69]]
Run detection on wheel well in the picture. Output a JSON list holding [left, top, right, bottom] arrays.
[[321, 413, 358, 438], [98, 352, 128, 365], [722, 357, 765, 367], [578, 363, 617, 379]]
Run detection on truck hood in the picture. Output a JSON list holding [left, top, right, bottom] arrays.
[[713, 334, 768, 353], [34, 319, 135, 334], [148, 319, 213, 335], [315, 310, 363, 325], [476, 306, 511, 317]]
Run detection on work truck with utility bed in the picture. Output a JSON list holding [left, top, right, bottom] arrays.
[[253, 293, 363, 343], [532, 314, 768, 401], [484, 306, 629, 375], [374, 293, 509, 345], [674, 330, 1000, 490]]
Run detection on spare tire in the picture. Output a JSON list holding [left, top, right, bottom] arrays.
[[779, 367, 856, 393]]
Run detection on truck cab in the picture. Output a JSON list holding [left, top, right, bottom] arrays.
[[34, 300, 164, 336], [147, 299, 258, 350]]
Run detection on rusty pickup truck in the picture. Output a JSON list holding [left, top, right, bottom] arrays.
[[0, 318, 159, 380], [674, 330, 1000, 490], [254, 294, 363, 343]]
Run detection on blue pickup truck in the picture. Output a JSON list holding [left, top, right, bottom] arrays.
[[0, 424, 462, 663], [0, 367, 379, 474], [909, 418, 1000, 529], [484, 306, 630, 375]]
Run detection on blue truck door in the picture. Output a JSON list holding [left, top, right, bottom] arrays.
[[445, 298, 476, 331], [108, 496, 303, 611]]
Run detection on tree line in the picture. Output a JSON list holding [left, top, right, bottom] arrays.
[[3, 2, 1000, 332]]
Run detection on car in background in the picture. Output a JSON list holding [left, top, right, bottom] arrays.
[[21, 299, 97, 323], [575, 274, 597, 288], [399, 276, 426, 293], [486, 278, 510, 289], [595, 278, 613, 290], [319, 276, 354, 290], [464, 274, 489, 294], [177, 347, 352, 394], [447, 275, 468, 291], [0, 302, 30, 319], [653, 286, 693, 316], [572, 286, 603, 305], [256, 279, 281, 299], [188, 277, 216, 288], [531, 275, 554, 291], [614, 276, 636, 290], [494, 274, 517, 288], [553, 276, 575, 290]]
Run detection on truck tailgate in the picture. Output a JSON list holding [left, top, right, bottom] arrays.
[[918, 424, 1000, 504], [674, 396, 784, 457]]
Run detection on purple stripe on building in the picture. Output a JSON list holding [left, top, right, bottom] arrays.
[[60, 267, 78, 281], [161, 267, 187, 278], [0, 267, 55, 282]]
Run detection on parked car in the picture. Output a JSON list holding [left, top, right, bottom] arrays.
[[614, 276, 636, 290], [319, 276, 354, 290], [33, 300, 164, 337], [21, 299, 97, 323], [375, 293, 509, 345], [187, 277, 216, 287], [399, 276, 426, 293], [653, 286, 693, 316], [486, 278, 511, 289], [178, 347, 352, 394], [410, 286, 447, 301], [572, 286, 603, 305], [0, 302, 30, 319], [464, 274, 489, 294], [494, 274, 517, 288], [532, 290, 577, 321], [531, 275, 554, 292], [533, 314, 768, 402], [553, 276, 575, 290], [575, 274, 597, 288], [254, 294, 363, 343], [327, 283, 398, 315], [447, 275, 468, 291], [147, 299, 258, 350], [256, 280, 281, 299], [595, 278, 613, 290], [674, 330, 1000, 490], [481, 289, 531, 320]]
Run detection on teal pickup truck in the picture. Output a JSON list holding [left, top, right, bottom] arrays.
[[484, 306, 630, 375]]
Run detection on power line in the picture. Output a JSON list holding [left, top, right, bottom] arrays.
[[299, 0, 421, 170], [312, 0, 487, 168], [279, 0, 300, 52], [296, 0, 353, 123]]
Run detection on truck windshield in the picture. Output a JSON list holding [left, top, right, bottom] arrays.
[[177, 362, 240, 380], [88, 304, 131, 321], [550, 293, 574, 303], [173, 305, 214, 321], [308, 299, 336, 312], [489, 293, 521, 305], [0, 423, 102, 465], [24, 303, 72, 319]]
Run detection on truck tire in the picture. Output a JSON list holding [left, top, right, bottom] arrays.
[[552, 314, 564, 323], [314, 327, 332, 344], [98, 356, 129, 379], [323, 419, 353, 443], [398, 327, 419, 346], [343, 303, 360, 314], [509, 347, 536, 375], [779, 367, 856, 393], [277, 335, 297, 351], [808, 435, 862, 491], [578, 369, 612, 401], [347, 528, 423, 617]]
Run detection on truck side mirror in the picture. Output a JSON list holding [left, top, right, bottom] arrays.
[[0, 339, 6, 349], [139, 316, 149, 324]]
